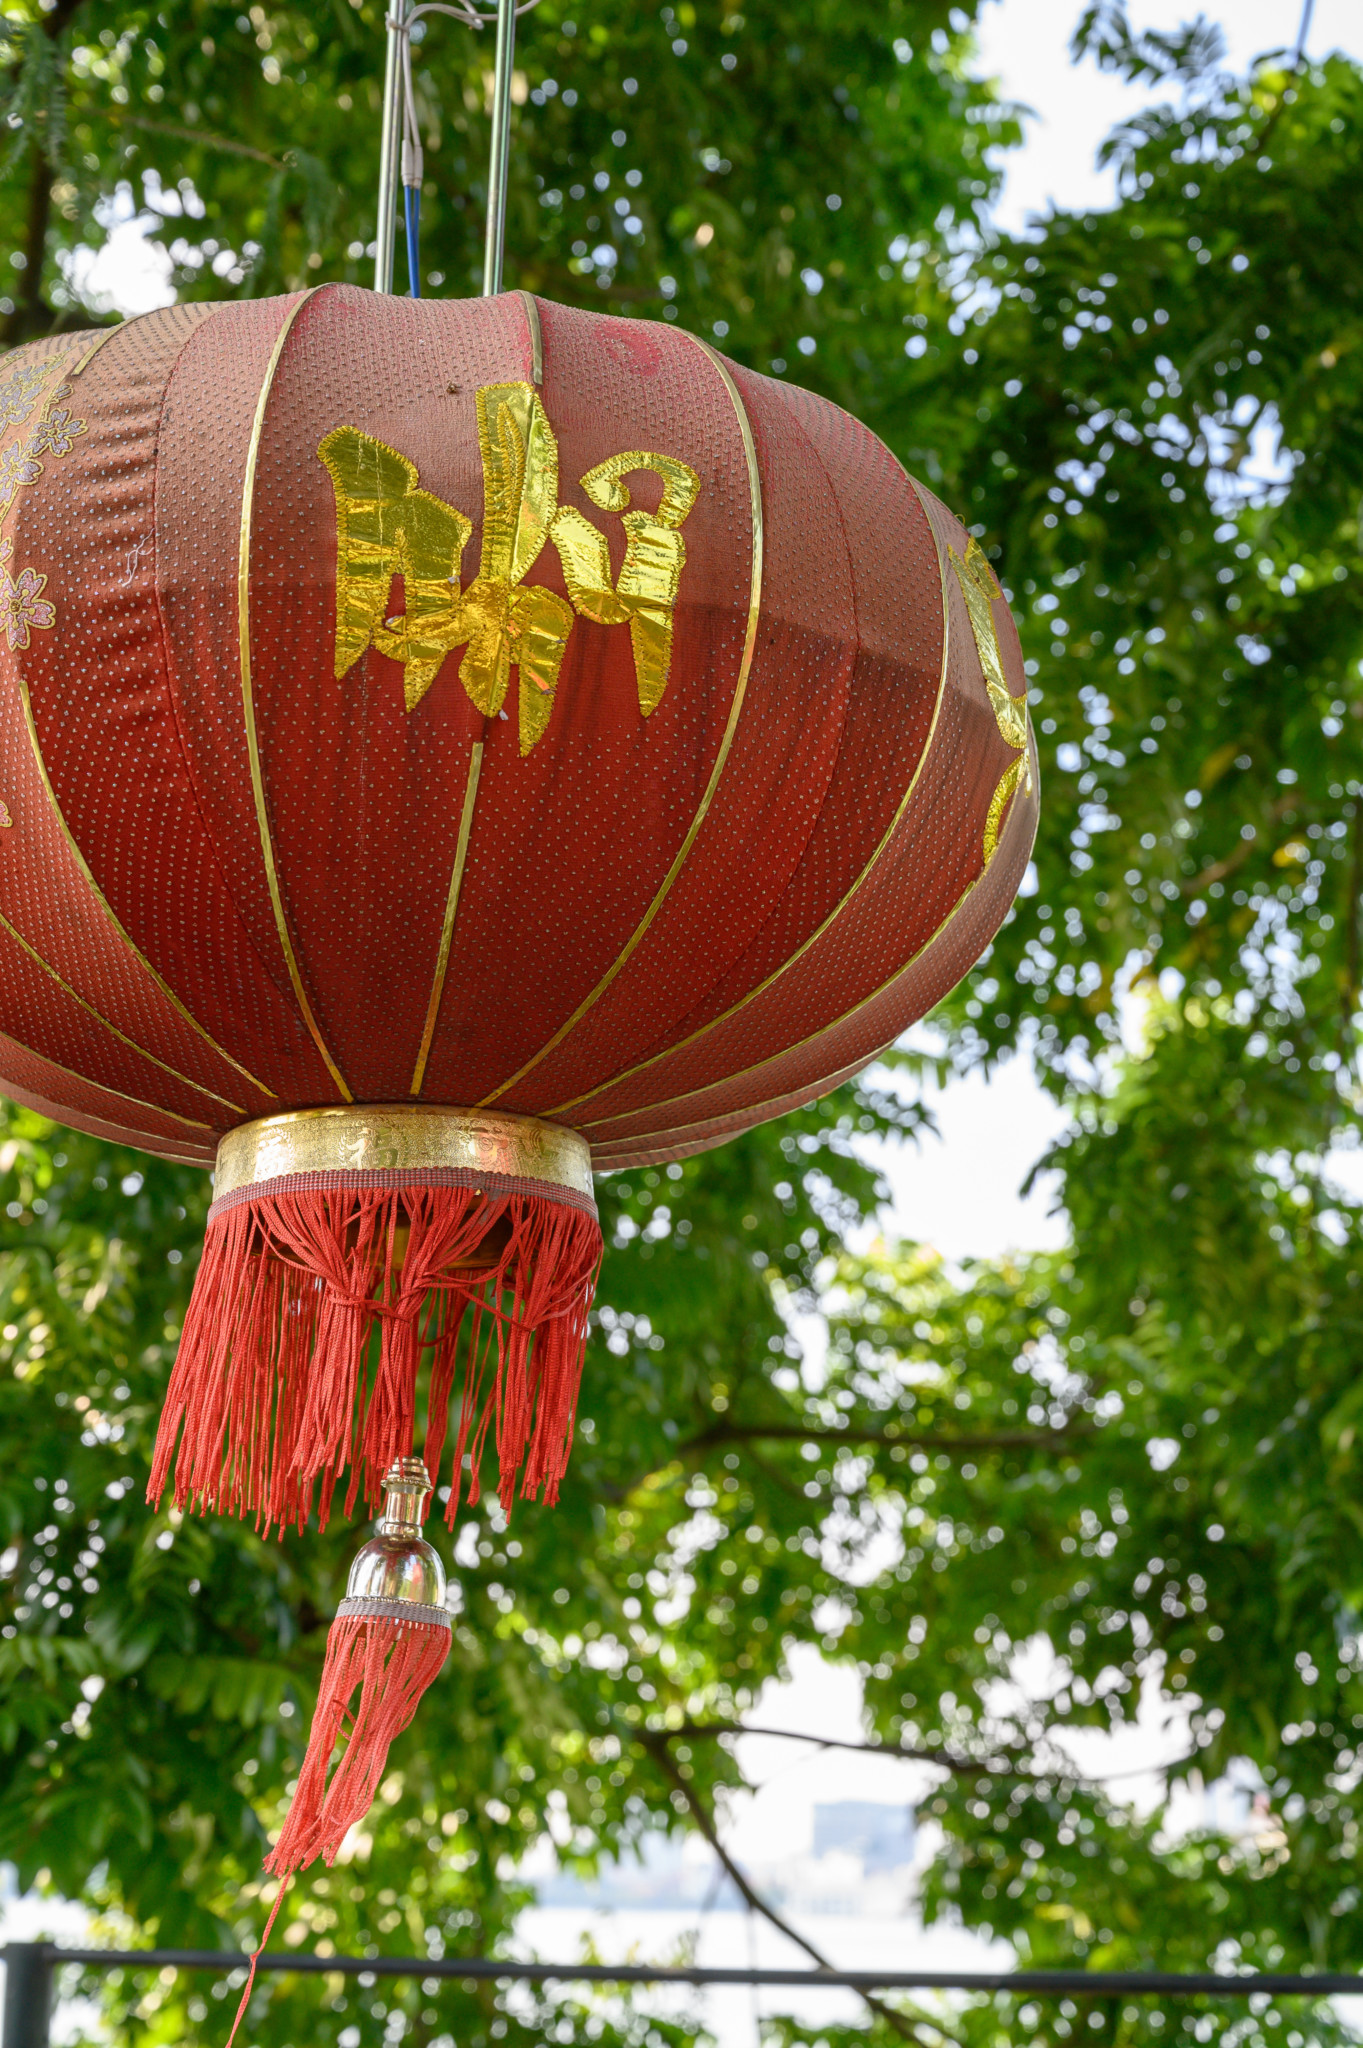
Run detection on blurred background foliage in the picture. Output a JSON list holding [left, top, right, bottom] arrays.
[[0, 0, 1362, 2044]]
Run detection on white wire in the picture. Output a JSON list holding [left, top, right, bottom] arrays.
[[394, 0, 549, 226], [400, 21, 421, 185], [398, 0, 545, 178], [408, 0, 544, 28]]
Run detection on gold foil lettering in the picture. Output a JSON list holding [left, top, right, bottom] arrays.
[[550, 452, 700, 716], [319, 389, 699, 753], [950, 537, 1033, 863], [452, 385, 576, 746], [318, 426, 474, 711]]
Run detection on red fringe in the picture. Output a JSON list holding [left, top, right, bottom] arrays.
[[149, 1185, 602, 1532], [265, 1611, 450, 1877]]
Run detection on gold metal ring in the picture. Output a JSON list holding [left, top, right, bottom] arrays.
[[213, 1104, 593, 1202]]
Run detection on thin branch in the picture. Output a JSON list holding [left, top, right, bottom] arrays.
[[634, 1728, 944, 2045], [1181, 793, 1298, 898], [1342, 799, 1363, 1070], [598, 1413, 1090, 1506], [666, 1722, 1202, 1790], [733, 1437, 814, 1504], [1180, 834, 1258, 897], [669, 1721, 1012, 1776], [119, 116, 283, 167]]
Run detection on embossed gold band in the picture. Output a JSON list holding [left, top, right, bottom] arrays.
[[213, 1104, 594, 1204]]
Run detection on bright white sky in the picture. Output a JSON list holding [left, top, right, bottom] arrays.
[[977, 0, 1363, 233]]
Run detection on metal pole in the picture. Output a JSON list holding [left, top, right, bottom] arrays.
[[3, 1945, 51, 2048], [374, 0, 406, 293], [481, 0, 516, 295], [28, 1949, 1363, 1996]]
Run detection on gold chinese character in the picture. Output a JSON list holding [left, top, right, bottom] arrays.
[[949, 537, 1034, 863], [317, 426, 473, 712], [319, 384, 700, 754], [455, 383, 577, 753], [550, 451, 700, 716]]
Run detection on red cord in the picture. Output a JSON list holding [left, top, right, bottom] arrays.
[[223, 1872, 291, 2048]]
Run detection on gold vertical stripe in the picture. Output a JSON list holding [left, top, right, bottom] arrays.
[[476, 331, 764, 1109], [238, 289, 352, 1103], [9, 319, 277, 1102], [0, 905, 247, 1113], [409, 739, 483, 1097], [580, 748, 1038, 1137], [516, 291, 544, 385], [59, 327, 126, 384], [540, 467, 955, 1121]]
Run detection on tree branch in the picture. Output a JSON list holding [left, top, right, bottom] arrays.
[[597, 1413, 1089, 1506], [634, 1727, 941, 2045], [668, 1720, 1018, 1777], [119, 116, 283, 168], [2, 0, 89, 345], [1181, 793, 1297, 897], [663, 1721, 1201, 1790], [1343, 798, 1363, 1068]]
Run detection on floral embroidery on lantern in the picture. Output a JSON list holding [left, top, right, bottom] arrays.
[[0, 560, 56, 651], [0, 444, 43, 498], [0, 366, 87, 521], [28, 406, 82, 459], [0, 800, 11, 828], [0, 357, 62, 431]]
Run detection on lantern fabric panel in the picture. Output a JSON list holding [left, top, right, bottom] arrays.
[[153, 290, 364, 1106], [563, 476, 1037, 1156], [470, 300, 864, 1118], [0, 1024, 215, 1163], [618, 375, 947, 1018], [586, 797, 1033, 1168], [1, 312, 330, 1136]]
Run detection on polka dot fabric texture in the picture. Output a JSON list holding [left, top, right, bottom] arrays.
[[0, 287, 1037, 1169]]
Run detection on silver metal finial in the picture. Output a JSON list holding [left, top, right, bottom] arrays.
[[342, 1457, 447, 1612]]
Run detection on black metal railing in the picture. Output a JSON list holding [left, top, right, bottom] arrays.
[[5, 1943, 1362, 2048]]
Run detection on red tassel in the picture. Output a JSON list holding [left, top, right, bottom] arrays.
[[149, 1182, 601, 1532], [265, 1607, 451, 1878]]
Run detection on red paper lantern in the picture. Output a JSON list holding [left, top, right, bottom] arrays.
[[0, 286, 1035, 1514], [0, 284, 1036, 1869]]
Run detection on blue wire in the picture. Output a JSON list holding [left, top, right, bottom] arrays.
[[404, 185, 421, 298]]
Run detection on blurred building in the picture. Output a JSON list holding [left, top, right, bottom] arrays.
[[812, 1802, 916, 1874], [536, 1800, 918, 1913]]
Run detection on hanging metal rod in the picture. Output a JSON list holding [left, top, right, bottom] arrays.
[[374, 0, 406, 292], [10, 1945, 1363, 1996], [481, 0, 516, 295], [373, 0, 544, 298]]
